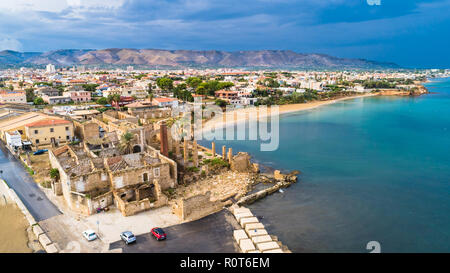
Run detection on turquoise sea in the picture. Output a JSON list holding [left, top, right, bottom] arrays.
[[200, 78, 450, 252]]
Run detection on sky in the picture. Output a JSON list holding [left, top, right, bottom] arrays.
[[0, 0, 449, 68]]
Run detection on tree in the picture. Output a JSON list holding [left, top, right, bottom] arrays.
[[107, 94, 121, 104], [25, 88, 35, 102], [215, 99, 228, 107], [96, 97, 108, 105], [119, 131, 134, 154], [186, 77, 202, 89], [82, 84, 99, 91], [147, 83, 153, 95], [33, 97, 45, 105], [156, 77, 174, 92], [49, 168, 60, 181]]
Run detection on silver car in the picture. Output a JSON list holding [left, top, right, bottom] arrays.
[[120, 231, 136, 245]]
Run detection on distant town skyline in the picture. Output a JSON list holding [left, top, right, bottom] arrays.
[[0, 0, 449, 68]]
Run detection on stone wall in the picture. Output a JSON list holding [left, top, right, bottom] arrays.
[[172, 191, 225, 222], [73, 121, 98, 140], [108, 163, 172, 190]]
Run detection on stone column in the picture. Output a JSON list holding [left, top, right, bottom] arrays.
[[167, 129, 173, 152], [211, 142, 216, 157], [135, 189, 140, 201], [192, 140, 198, 167], [222, 145, 226, 160], [184, 139, 188, 162], [175, 141, 180, 158], [160, 121, 168, 157], [228, 147, 233, 164]]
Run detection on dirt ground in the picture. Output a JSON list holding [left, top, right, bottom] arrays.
[[0, 204, 32, 253], [171, 170, 255, 202], [28, 153, 52, 185]]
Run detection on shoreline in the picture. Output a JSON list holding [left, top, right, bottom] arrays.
[[202, 93, 377, 132]]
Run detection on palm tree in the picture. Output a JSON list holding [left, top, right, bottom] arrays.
[[49, 168, 60, 181], [119, 131, 134, 154]]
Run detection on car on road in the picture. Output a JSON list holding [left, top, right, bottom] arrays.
[[151, 227, 166, 241], [120, 231, 136, 245], [33, 149, 48, 155], [82, 230, 98, 241]]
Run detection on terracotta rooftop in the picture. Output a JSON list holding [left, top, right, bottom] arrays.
[[153, 97, 178, 103], [25, 119, 71, 128]]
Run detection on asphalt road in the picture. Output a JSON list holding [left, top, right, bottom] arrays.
[[0, 143, 61, 221], [109, 210, 240, 253]]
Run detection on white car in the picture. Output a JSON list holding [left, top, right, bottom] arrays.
[[82, 230, 98, 241]]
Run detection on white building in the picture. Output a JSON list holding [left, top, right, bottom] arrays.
[[5, 131, 22, 149], [46, 64, 56, 73]]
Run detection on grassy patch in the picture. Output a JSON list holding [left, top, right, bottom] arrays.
[[185, 166, 200, 173], [203, 158, 230, 168]]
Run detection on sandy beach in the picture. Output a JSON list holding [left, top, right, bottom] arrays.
[[0, 203, 32, 253], [202, 93, 376, 132]]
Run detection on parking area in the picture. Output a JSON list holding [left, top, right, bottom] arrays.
[[109, 210, 241, 253], [39, 214, 108, 253]]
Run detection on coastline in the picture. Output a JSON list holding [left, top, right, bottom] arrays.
[[202, 93, 377, 132]]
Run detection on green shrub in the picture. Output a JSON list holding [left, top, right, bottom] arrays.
[[203, 158, 229, 168]]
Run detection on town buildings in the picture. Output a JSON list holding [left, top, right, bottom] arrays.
[[0, 91, 27, 104]]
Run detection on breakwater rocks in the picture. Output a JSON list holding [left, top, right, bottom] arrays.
[[236, 170, 299, 206]]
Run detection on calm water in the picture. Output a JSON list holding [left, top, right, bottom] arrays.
[[200, 78, 450, 253]]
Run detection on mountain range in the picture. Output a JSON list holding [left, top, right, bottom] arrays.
[[0, 49, 399, 69]]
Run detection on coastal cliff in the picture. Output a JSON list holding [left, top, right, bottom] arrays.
[[377, 84, 429, 96]]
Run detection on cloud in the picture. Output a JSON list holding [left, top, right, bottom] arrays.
[[0, 37, 23, 51], [0, 0, 448, 66]]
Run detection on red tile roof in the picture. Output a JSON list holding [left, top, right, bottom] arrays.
[[153, 97, 178, 103], [25, 119, 71, 128]]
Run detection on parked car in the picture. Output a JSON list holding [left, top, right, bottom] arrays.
[[120, 231, 136, 245], [151, 227, 166, 241], [82, 230, 98, 241], [33, 149, 48, 155]]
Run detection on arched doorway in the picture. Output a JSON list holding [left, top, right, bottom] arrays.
[[133, 145, 142, 153]]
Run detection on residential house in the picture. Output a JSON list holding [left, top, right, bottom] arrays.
[[24, 119, 74, 146]]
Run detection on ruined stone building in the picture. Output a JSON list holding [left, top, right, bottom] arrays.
[[49, 140, 178, 217]]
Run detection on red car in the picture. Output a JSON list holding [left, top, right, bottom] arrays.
[[151, 227, 167, 241]]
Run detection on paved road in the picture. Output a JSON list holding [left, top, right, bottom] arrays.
[[0, 143, 61, 221], [109, 210, 240, 253]]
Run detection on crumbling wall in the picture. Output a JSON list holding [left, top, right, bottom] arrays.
[[109, 164, 171, 190], [172, 191, 225, 222], [73, 121, 99, 141], [230, 152, 259, 173], [114, 179, 168, 216], [70, 171, 110, 193]]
